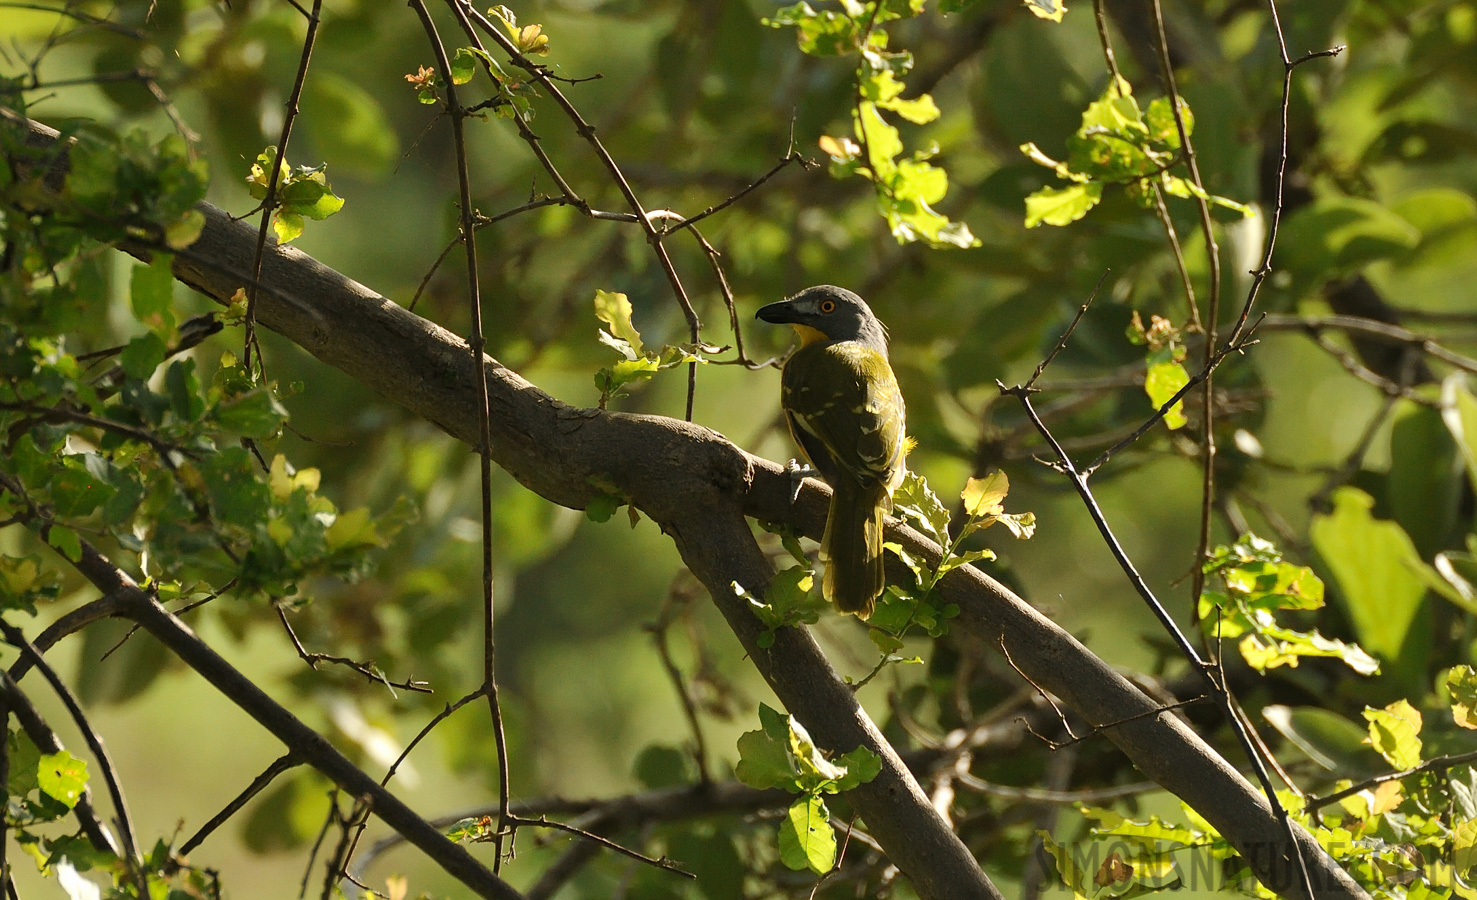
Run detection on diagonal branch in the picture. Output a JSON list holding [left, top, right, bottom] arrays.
[[3, 109, 1368, 900]]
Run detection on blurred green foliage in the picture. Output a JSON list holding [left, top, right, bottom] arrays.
[[4, 0, 1477, 897]]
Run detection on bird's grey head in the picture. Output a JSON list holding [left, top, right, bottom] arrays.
[[754, 285, 890, 356]]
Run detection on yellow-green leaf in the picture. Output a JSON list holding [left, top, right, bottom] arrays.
[[962, 471, 1008, 518], [37, 751, 88, 808], [1364, 700, 1423, 770], [326, 507, 382, 552], [1450, 666, 1477, 730], [1145, 360, 1190, 430], [1024, 182, 1103, 228], [778, 795, 835, 874], [593, 290, 644, 357], [1455, 818, 1477, 871]]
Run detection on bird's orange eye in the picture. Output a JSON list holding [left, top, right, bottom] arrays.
[[819, 299, 836, 313]]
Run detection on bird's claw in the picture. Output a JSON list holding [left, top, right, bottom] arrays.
[[784, 459, 814, 504]]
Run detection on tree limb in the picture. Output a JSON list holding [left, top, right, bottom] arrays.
[[3, 108, 1368, 900]]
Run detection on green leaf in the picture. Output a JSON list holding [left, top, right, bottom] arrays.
[[747, 565, 824, 632], [7, 730, 40, 796], [593, 290, 644, 357], [199, 447, 271, 528], [634, 744, 698, 789], [1277, 195, 1421, 281], [450, 47, 481, 85], [1236, 627, 1380, 676], [445, 816, 495, 843], [778, 794, 835, 874], [735, 704, 800, 791], [1038, 832, 1092, 895], [1081, 806, 1201, 847], [165, 358, 206, 422], [129, 256, 175, 336], [214, 389, 289, 439], [1454, 818, 1477, 871], [763, 3, 861, 57], [46, 525, 82, 562], [1144, 357, 1190, 430], [37, 750, 88, 809], [120, 332, 166, 380], [892, 470, 951, 546], [961, 471, 1008, 518], [1442, 374, 1477, 496], [1145, 96, 1191, 147], [1024, 182, 1103, 228], [1310, 487, 1428, 667], [584, 492, 620, 523], [164, 209, 205, 249], [1449, 666, 1477, 730], [325, 507, 383, 552], [1262, 705, 1376, 772], [0, 555, 60, 612], [273, 210, 304, 244], [280, 176, 344, 221], [1364, 699, 1423, 770], [832, 745, 882, 791]]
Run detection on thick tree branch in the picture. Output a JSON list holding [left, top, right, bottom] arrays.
[[4, 109, 1367, 900]]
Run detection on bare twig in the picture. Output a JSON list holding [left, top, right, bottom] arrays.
[[275, 605, 432, 695], [506, 815, 694, 879], [0, 673, 120, 857], [408, 2, 513, 872], [1259, 313, 1477, 375], [646, 596, 711, 783], [1306, 750, 1477, 812], [1024, 273, 1110, 390], [998, 376, 1313, 899], [0, 619, 146, 891], [181, 753, 300, 856], [243, 0, 322, 376], [455, 0, 704, 421]]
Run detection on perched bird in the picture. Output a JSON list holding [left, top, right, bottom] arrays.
[[756, 286, 908, 618]]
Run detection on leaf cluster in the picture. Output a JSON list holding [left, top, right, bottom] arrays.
[[735, 703, 882, 875]]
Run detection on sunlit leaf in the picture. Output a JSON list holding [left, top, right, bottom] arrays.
[[1364, 700, 1423, 771]]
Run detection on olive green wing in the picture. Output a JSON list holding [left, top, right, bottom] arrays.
[[781, 342, 907, 492]]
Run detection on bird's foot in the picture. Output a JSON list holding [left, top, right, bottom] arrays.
[[784, 459, 814, 504]]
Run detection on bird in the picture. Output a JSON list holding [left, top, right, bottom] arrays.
[[756, 285, 908, 619]]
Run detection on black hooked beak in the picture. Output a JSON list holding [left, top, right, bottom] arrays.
[[755, 299, 800, 324]]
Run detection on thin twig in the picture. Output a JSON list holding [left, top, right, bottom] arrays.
[[1306, 750, 1477, 812], [243, 0, 322, 377], [998, 382, 1314, 900], [0, 620, 146, 892], [1024, 272, 1110, 390], [455, 0, 705, 421], [997, 638, 1075, 745], [956, 772, 1157, 805], [646, 604, 711, 783], [506, 815, 695, 879], [275, 605, 431, 695], [1306, 332, 1436, 406], [1080, 332, 1259, 476], [0, 402, 190, 457], [408, 1, 513, 871], [664, 140, 810, 233], [1150, 0, 1223, 655], [1259, 313, 1477, 375], [181, 753, 300, 855]]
